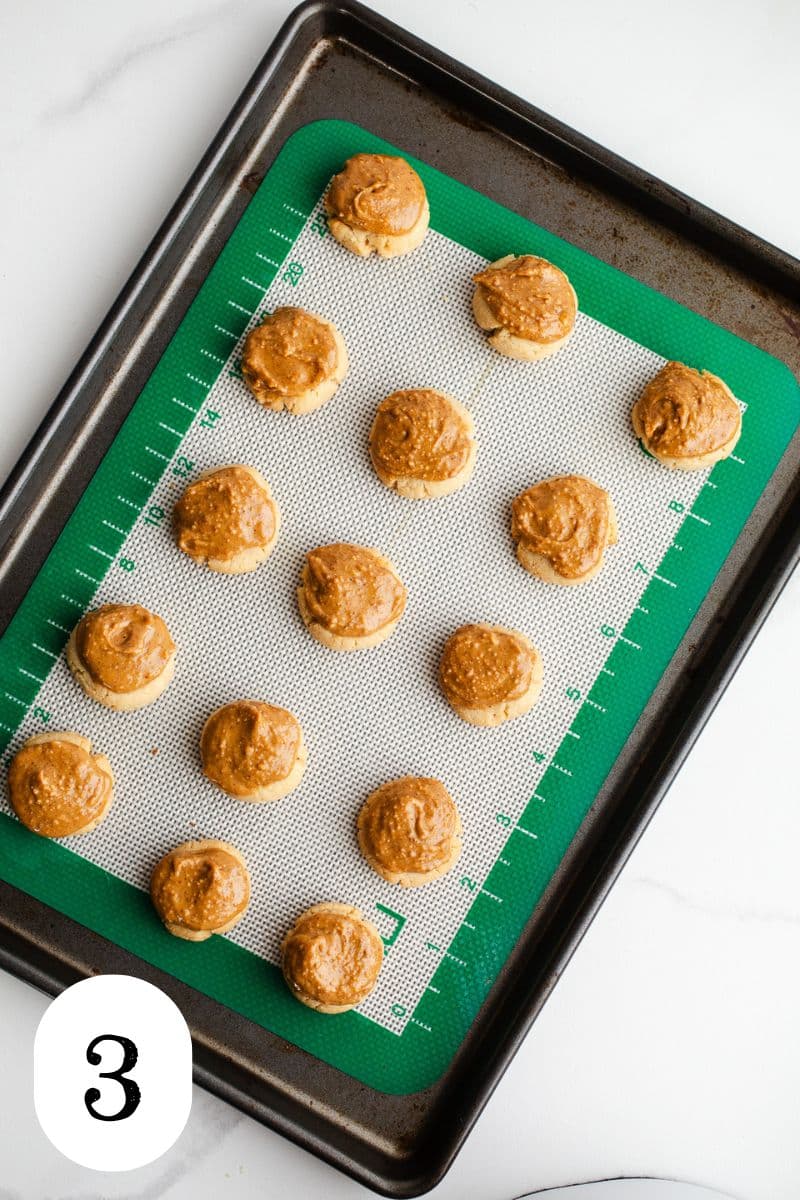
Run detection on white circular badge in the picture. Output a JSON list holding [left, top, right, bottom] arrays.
[[34, 974, 192, 1170]]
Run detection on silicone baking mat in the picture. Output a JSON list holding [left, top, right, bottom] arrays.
[[0, 120, 797, 1095]]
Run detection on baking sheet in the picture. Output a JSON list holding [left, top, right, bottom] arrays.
[[0, 118, 797, 1098]]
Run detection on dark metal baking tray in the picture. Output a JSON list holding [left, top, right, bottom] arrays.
[[1, 1, 798, 1194]]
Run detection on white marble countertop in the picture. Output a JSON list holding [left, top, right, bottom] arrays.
[[1, 2, 799, 1197]]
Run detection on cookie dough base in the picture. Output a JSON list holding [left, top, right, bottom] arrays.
[[65, 632, 176, 712], [632, 375, 743, 470], [184, 465, 281, 574], [472, 255, 578, 361], [472, 288, 574, 361], [297, 550, 405, 651], [447, 631, 544, 727], [281, 903, 382, 1013], [156, 839, 249, 941], [515, 498, 619, 586], [357, 819, 463, 888], [327, 199, 429, 259], [18, 731, 114, 835], [251, 320, 349, 415], [226, 737, 308, 803], [297, 594, 402, 651], [373, 399, 478, 500]]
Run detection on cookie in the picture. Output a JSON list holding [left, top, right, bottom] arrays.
[[325, 153, 429, 258], [298, 543, 406, 651], [281, 903, 384, 1013], [200, 700, 307, 802], [511, 474, 618, 585], [150, 839, 250, 941], [174, 464, 279, 574], [632, 360, 742, 470], [439, 623, 543, 726], [66, 603, 176, 711], [369, 388, 477, 499], [357, 776, 462, 887], [7, 731, 113, 838], [241, 307, 348, 415], [473, 254, 577, 360]]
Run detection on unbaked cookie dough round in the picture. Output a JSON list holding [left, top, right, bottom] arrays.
[[281, 902, 384, 1013], [511, 474, 618, 585], [369, 388, 477, 499], [632, 360, 742, 470], [472, 254, 577, 360], [200, 699, 307, 802], [150, 839, 250, 942], [241, 307, 348, 415], [439, 623, 543, 727], [298, 542, 407, 651], [325, 152, 429, 258], [174, 464, 280, 574], [7, 731, 113, 838], [357, 776, 462, 887], [66, 603, 176, 711]]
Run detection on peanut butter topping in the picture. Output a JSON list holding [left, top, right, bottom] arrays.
[[174, 466, 275, 564], [201, 701, 302, 798], [241, 307, 338, 402], [8, 738, 112, 838], [633, 361, 740, 460], [369, 389, 473, 483], [282, 907, 383, 1007], [301, 544, 406, 638], [511, 474, 612, 579], [440, 624, 533, 709], [359, 777, 459, 876], [151, 844, 249, 932], [474, 255, 576, 342], [325, 153, 426, 236], [75, 604, 174, 693]]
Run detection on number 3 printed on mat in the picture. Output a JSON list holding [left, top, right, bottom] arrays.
[[34, 975, 191, 1171]]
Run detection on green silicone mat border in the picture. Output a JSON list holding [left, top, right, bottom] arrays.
[[0, 120, 797, 1094]]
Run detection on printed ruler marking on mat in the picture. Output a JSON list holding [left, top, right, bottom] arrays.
[[0, 119, 796, 1094]]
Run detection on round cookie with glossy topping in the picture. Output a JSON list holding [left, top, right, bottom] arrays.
[[511, 474, 617, 585], [281, 902, 384, 1013], [632, 360, 742, 470], [66, 603, 176, 711], [439, 623, 543, 727], [297, 542, 406, 651], [174, 464, 280, 574], [8, 732, 113, 838], [200, 700, 307, 802], [473, 254, 577, 360], [150, 839, 250, 942], [369, 388, 477, 499], [241, 307, 348, 415], [325, 152, 429, 258], [358, 776, 462, 887]]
